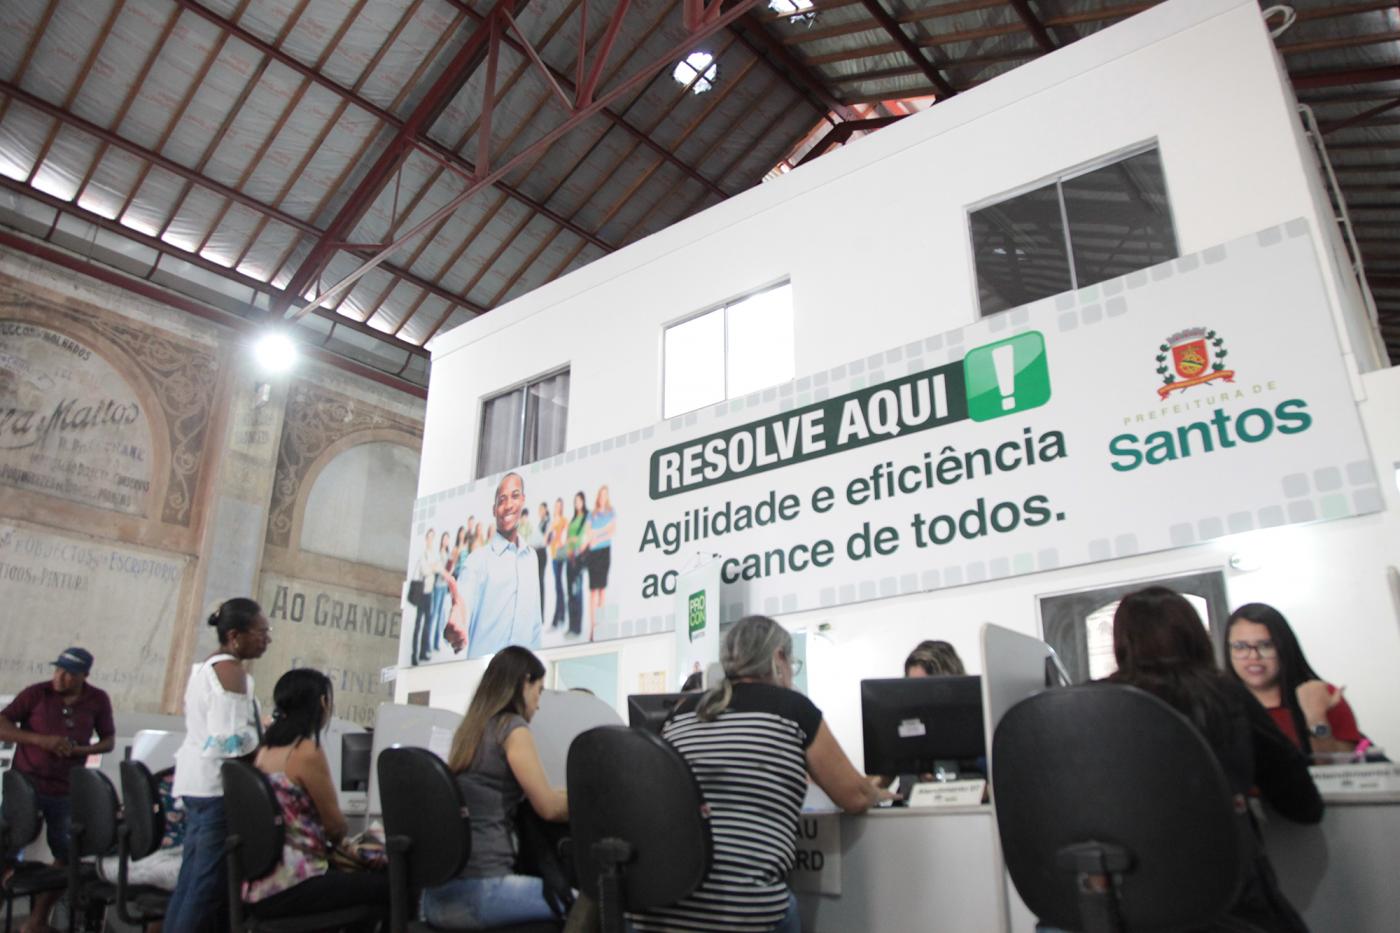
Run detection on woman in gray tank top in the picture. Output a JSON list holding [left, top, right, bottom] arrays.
[[421, 646, 569, 929]]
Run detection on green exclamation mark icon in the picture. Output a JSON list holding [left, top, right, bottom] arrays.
[[963, 331, 1051, 422]]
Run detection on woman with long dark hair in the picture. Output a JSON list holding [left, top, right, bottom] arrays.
[[565, 491, 589, 637], [244, 670, 388, 926], [166, 598, 271, 933], [1109, 587, 1321, 933], [421, 646, 567, 928], [586, 485, 616, 641], [629, 616, 888, 933], [1226, 602, 1365, 756]]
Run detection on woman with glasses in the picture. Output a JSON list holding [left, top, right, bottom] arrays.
[[1111, 588, 1320, 933], [628, 616, 890, 933], [1227, 602, 1366, 756]]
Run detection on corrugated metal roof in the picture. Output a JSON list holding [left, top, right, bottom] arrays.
[[0, 0, 1396, 390]]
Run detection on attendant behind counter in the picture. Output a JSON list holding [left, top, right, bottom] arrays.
[[903, 639, 966, 678], [875, 639, 970, 792], [420, 646, 569, 930], [1226, 602, 1370, 758], [1108, 587, 1321, 933], [628, 616, 891, 933]]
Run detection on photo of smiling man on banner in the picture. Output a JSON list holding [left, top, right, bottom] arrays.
[[460, 471, 543, 658]]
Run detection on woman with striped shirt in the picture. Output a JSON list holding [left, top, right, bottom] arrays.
[[630, 616, 889, 932]]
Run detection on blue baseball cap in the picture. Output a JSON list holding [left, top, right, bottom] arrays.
[[53, 647, 93, 675]]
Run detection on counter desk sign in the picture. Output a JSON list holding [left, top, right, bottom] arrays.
[[789, 814, 841, 896], [906, 778, 988, 808], [674, 561, 721, 689]]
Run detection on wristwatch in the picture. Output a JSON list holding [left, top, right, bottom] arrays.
[[1309, 722, 1332, 738]]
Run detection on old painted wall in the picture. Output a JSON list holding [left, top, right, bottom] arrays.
[[0, 243, 423, 720]]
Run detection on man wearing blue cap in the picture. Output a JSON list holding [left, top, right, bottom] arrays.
[[0, 648, 114, 933]]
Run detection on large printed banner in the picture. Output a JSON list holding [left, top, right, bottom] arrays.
[[399, 221, 1383, 666]]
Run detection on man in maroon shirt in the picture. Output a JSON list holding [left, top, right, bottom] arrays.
[[0, 647, 114, 933]]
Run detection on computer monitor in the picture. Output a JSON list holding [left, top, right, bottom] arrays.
[[861, 675, 985, 777], [626, 693, 689, 735], [341, 731, 373, 793]]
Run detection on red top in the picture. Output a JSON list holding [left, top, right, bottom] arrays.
[[1, 680, 115, 796], [1266, 682, 1363, 750]]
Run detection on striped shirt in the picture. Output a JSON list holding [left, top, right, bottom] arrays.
[[630, 682, 821, 933]]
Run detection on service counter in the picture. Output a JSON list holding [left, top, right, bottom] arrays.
[[793, 804, 1022, 933], [1264, 792, 1400, 933], [793, 792, 1400, 933]]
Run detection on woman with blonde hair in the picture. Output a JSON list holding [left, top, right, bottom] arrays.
[[629, 616, 889, 932], [421, 646, 568, 928]]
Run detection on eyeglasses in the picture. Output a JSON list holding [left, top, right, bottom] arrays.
[[60, 706, 75, 728], [1229, 640, 1277, 659]]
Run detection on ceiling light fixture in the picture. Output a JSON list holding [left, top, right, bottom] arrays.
[[254, 330, 298, 374], [769, 0, 817, 25], [673, 51, 718, 94]]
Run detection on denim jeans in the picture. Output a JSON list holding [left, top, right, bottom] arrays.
[[421, 873, 557, 929], [33, 792, 71, 863], [430, 583, 447, 651], [164, 795, 228, 933]]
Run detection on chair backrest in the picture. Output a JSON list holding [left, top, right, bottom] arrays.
[[1, 769, 41, 854], [992, 684, 1243, 931], [377, 747, 470, 888], [567, 726, 711, 911], [68, 767, 120, 858], [118, 760, 165, 861], [220, 760, 286, 883]]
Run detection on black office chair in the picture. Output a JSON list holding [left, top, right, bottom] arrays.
[[65, 767, 125, 933], [377, 746, 559, 933], [566, 726, 711, 933], [1, 769, 70, 933], [220, 760, 383, 932], [992, 684, 1244, 933], [114, 761, 170, 928]]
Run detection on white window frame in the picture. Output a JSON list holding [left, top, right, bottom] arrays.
[[475, 365, 570, 479], [661, 279, 794, 420], [965, 141, 1177, 317]]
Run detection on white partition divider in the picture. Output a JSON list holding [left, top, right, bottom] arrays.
[[979, 623, 1057, 782], [980, 623, 1058, 933], [367, 701, 464, 817], [530, 689, 623, 787]]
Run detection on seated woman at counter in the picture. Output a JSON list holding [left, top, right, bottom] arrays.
[[903, 639, 966, 678], [629, 615, 890, 933], [1227, 602, 1366, 758], [244, 669, 388, 928], [1110, 587, 1321, 933], [421, 646, 568, 930], [878, 639, 971, 791]]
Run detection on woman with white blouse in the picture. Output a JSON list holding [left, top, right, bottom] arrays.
[[164, 598, 272, 933]]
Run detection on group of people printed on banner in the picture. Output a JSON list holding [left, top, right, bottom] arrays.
[[407, 473, 617, 664]]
